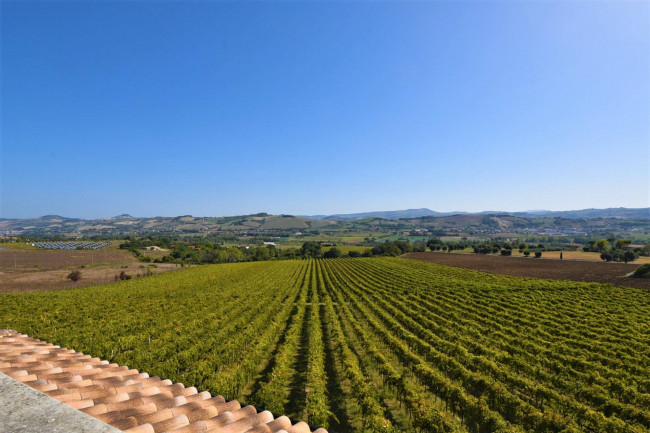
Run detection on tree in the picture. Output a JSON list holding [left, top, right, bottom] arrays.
[[301, 241, 323, 258], [252, 246, 270, 261], [412, 241, 426, 252], [427, 238, 443, 251], [324, 247, 342, 259], [524, 250, 531, 257], [596, 239, 610, 252], [614, 239, 631, 250], [67, 270, 82, 281], [623, 250, 637, 263], [534, 251, 542, 258], [560, 251, 563, 260]]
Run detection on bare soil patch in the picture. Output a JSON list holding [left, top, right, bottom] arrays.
[[0, 249, 135, 268], [0, 249, 178, 293], [403, 252, 650, 289]]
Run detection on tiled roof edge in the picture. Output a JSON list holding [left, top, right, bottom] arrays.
[[0, 371, 123, 433], [0, 330, 328, 433]]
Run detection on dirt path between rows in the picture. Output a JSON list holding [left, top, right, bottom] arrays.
[[403, 252, 650, 289]]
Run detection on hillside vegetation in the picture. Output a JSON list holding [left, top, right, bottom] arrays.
[[2, 209, 648, 239], [1, 258, 649, 432]]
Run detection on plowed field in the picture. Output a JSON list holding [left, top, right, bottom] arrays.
[[403, 251, 650, 289]]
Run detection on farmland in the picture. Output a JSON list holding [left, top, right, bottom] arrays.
[[0, 245, 178, 293], [1, 258, 649, 432], [405, 251, 650, 289]]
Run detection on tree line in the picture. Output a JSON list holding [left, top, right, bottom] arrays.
[[119, 238, 428, 265]]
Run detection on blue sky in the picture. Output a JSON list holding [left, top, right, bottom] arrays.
[[2, 1, 648, 219]]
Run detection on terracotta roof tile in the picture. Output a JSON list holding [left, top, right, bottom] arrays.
[[0, 330, 326, 433]]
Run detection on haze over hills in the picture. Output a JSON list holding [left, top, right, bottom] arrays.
[[309, 208, 461, 220], [0, 207, 648, 237], [306, 207, 650, 220]]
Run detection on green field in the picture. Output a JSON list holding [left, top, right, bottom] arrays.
[[1, 258, 649, 432]]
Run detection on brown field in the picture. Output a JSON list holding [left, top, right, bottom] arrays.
[[0, 248, 134, 268], [0, 248, 178, 293], [403, 251, 650, 289], [511, 249, 650, 264]]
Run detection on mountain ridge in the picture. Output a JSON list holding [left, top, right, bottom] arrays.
[[303, 207, 649, 220]]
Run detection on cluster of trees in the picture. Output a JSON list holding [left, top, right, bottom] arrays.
[[426, 238, 468, 252], [370, 240, 426, 256], [469, 241, 544, 258], [426, 237, 551, 257], [119, 238, 431, 265], [305, 240, 426, 259], [585, 238, 640, 263]]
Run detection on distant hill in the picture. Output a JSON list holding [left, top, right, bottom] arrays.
[[1, 207, 647, 237], [308, 208, 464, 220], [511, 208, 650, 219], [0, 213, 338, 236], [306, 207, 649, 220]]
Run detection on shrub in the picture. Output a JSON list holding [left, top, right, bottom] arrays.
[[500, 249, 512, 256], [632, 263, 650, 278], [348, 251, 361, 258], [66, 270, 82, 281], [534, 251, 542, 258]]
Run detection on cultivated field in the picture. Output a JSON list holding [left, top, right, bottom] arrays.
[[1, 258, 649, 432], [405, 251, 650, 289], [510, 249, 650, 264], [0, 247, 177, 293]]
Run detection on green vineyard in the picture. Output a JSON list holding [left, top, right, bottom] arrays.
[[1, 258, 649, 432]]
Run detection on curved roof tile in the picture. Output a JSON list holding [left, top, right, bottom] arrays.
[[0, 330, 327, 433]]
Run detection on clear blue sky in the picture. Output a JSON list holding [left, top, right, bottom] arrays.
[[2, 1, 648, 219]]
